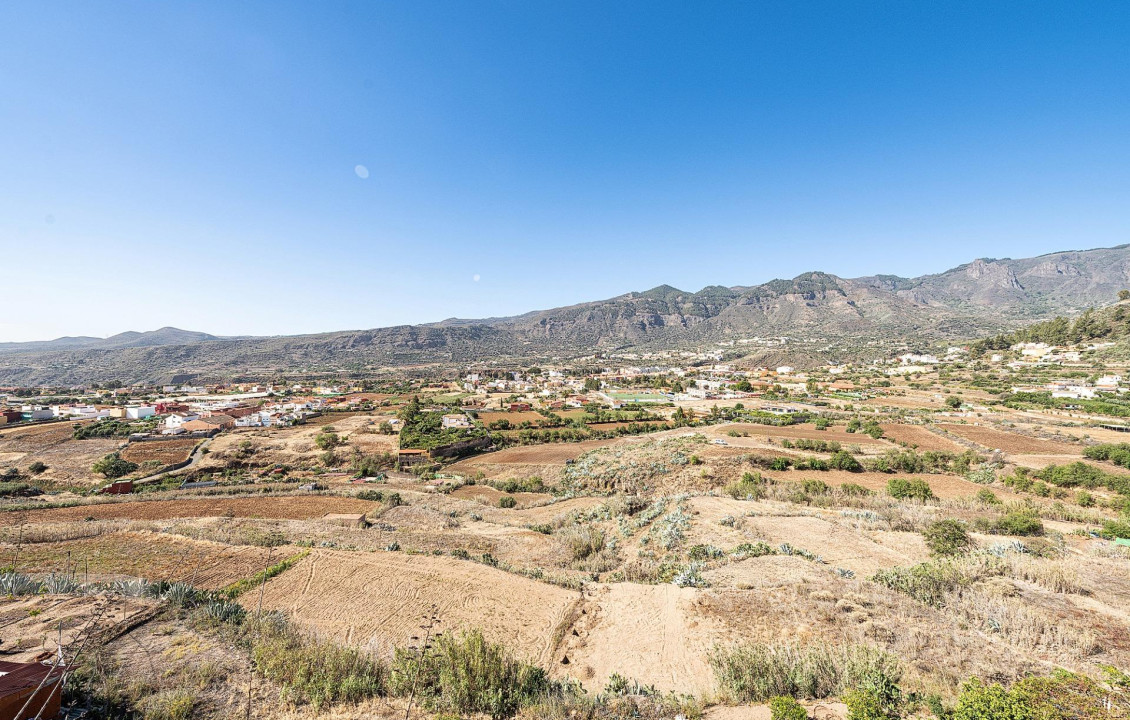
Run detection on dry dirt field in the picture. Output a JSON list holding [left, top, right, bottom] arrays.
[[5, 530, 287, 588], [198, 414, 398, 472], [0, 594, 158, 662], [0, 495, 379, 526], [453, 440, 609, 466], [246, 549, 580, 665], [0, 423, 119, 485], [722, 423, 894, 447], [938, 423, 1082, 455], [119, 438, 199, 465], [879, 424, 965, 452]]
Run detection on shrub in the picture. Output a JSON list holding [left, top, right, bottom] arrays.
[[562, 526, 605, 561], [870, 560, 990, 608], [887, 478, 934, 501], [391, 629, 551, 719], [0, 482, 39, 498], [27, 461, 47, 475], [314, 431, 342, 450], [769, 695, 808, 720], [976, 488, 1001, 505], [709, 642, 900, 702], [1101, 518, 1130, 540], [672, 562, 708, 587], [140, 689, 196, 720], [725, 472, 767, 500], [352, 452, 394, 477], [840, 483, 872, 497], [829, 451, 863, 473], [923, 519, 972, 557], [498, 495, 517, 509], [252, 615, 386, 708], [802, 479, 830, 495], [731, 542, 776, 559], [993, 511, 1044, 536], [92, 452, 138, 479]]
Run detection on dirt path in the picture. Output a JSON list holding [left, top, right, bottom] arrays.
[[555, 583, 725, 695]]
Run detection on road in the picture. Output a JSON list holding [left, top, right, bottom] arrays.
[[134, 437, 213, 486]]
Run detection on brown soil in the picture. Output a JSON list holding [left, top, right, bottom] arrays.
[[724, 423, 893, 446], [6, 530, 286, 588], [119, 438, 199, 465], [0, 495, 379, 526], [0, 423, 120, 486], [246, 549, 578, 665], [938, 424, 1081, 455], [879, 424, 965, 452]]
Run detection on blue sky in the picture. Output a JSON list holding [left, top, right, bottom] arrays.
[[2, 1, 1128, 341]]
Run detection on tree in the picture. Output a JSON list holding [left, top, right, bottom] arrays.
[[92, 453, 138, 479], [887, 477, 935, 501], [1119, 289, 1130, 302], [946, 395, 962, 409], [315, 431, 342, 450]]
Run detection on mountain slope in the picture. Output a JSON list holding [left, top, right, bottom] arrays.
[[3, 245, 1130, 385]]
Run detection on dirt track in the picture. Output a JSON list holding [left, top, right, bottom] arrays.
[[557, 583, 724, 695]]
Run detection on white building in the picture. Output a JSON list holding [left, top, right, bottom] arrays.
[[164, 412, 200, 429], [442, 413, 472, 429], [126, 406, 156, 420]]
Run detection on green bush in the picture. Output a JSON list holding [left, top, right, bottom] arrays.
[[802, 479, 830, 495], [829, 451, 863, 473], [27, 461, 47, 475], [1101, 518, 1130, 540], [725, 472, 767, 500], [498, 495, 517, 509], [92, 452, 138, 479], [871, 559, 990, 608], [769, 695, 808, 720], [887, 478, 934, 501], [993, 511, 1044, 536], [975, 488, 1001, 505], [251, 616, 387, 708], [315, 431, 342, 450], [923, 519, 972, 557], [840, 483, 872, 497], [709, 642, 900, 702], [391, 629, 552, 719]]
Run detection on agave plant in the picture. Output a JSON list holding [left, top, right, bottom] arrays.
[[43, 573, 81, 594], [0, 572, 44, 596], [109, 578, 153, 597], [203, 600, 246, 624], [160, 581, 199, 607]]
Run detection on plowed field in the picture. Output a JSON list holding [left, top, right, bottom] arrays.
[[246, 549, 578, 664], [938, 424, 1081, 455], [0, 495, 378, 526]]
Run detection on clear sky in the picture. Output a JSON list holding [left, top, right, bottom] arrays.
[[2, 1, 1128, 341]]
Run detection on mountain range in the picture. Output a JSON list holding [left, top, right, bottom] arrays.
[[3, 244, 1129, 386]]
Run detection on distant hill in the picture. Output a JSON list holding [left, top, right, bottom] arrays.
[[0, 327, 224, 354], [3, 245, 1130, 385]]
